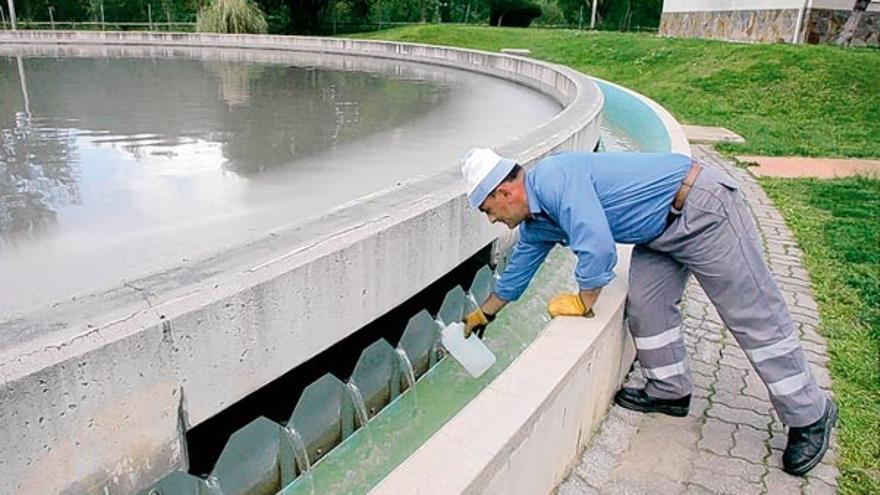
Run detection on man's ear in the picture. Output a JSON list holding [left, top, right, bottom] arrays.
[[495, 182, 513, 198]]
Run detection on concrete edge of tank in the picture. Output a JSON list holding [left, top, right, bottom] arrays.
[[0, 31, 602, 495], [369, 73, 693, 495]]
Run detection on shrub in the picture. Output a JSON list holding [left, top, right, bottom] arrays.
[[533, 0, 566, 26], [197, 0, 269, 34], [487, 0, 542, 27]]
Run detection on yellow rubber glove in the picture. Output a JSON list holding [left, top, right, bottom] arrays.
[[547, 293, 591, 317], [462, 308, 494, 338]]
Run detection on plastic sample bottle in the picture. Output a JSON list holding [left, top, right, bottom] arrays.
[[441, 322, 497, 378]]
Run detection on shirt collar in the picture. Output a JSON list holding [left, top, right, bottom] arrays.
[[525, 170, 542, 216]]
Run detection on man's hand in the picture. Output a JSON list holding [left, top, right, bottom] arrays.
[[463, 308, 495, 339], [548, 292, 591, 317]]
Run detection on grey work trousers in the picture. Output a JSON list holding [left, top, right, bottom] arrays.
[[626, 165, 827, 427]]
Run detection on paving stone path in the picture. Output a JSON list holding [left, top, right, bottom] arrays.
[[555, 145, 839, 495]]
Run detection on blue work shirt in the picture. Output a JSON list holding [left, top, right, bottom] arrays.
[[495, 151, 692, 301]]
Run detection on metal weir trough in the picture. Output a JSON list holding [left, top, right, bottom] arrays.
[[142, 267, 497, 495]]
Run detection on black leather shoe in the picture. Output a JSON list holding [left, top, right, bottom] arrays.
[[783, 399, 838, 476], [613, 387, 690, 417]]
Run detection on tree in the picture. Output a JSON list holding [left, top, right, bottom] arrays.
[[487, 0, 541, 27], [284, 0, 331, 33], [550, 0, 660, 30], [16, 0, 90, 22], [554, 0, 609, 28], [836, 0, 870, 46], [197, 0, 269, 33]]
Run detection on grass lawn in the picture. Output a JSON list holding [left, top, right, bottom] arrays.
[[350, 25, 880, 159], [762, 178, 879, 494]]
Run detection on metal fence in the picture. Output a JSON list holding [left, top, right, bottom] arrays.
[[1, 20, 197, 31], [0, 9, 656, 35]]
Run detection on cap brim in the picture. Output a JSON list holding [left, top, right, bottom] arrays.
[[467, 158, 517, 209]]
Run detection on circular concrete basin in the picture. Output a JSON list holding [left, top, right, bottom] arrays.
[[0, 32, 604, 495], [0, 46, 559, 321]]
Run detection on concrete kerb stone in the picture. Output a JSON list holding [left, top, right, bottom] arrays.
[[681, 125, 745, 145], [0, 31, 605, 495]]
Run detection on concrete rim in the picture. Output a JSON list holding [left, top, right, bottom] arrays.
[[0, 31, 605, 495], [368, 74, 693, 495], [0, 31, 602, 379]]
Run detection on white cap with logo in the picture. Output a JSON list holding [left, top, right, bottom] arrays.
[[460, 148, 517, 209]]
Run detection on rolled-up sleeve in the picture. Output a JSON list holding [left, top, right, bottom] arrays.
[[494, 232, 554, 302], [541, 166, 617, 290]]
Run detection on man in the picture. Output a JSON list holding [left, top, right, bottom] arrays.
[[460, 148, 835, 476]]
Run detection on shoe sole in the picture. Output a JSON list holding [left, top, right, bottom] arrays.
[[784, 401, 838, 476], [614, 394, 689, 417]]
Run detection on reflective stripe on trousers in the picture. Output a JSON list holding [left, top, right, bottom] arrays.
[[625, 165, 826, 427]]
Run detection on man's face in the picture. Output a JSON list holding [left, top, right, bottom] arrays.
[[479, 185, 528, 229]]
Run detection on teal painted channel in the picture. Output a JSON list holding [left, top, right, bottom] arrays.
[[281, 247, 578, 494], [595, 80, 671, 153], [277, 83, 676, 495]]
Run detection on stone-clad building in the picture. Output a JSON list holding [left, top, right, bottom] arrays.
[[660, 0, 880, 46]]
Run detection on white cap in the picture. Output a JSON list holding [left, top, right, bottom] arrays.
[[460, 148, 517, 209]]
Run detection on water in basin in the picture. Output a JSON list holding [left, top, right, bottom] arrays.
[[0, 51, 560, 320]]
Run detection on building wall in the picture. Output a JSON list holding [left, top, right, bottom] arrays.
[[660, 0, 880, 46], [806, 5, 880, 45], [663, 0, 803, 12], [663, 0, 878, 12], [660, 8, 802, 43]]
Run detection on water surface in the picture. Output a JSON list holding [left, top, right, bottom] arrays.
[[0, 51, 560, 317]]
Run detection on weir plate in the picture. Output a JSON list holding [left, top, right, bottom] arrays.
[[143, 267, 496, 495]]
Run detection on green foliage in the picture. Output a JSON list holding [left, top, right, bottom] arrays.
[[552, 0, 661, 30], [262, 2, 291, 33], [11, 0, 203, 23], [89, 0, 150, 22], [532, 0, 565, 26], [762, 177, 880, 495], [352, 26, 880, 158], [348, 0, 373, 22], [554, 0, 598, 27], [197, 0, 269, 33], [283, 0, 331, 33], [8, 0, 660, 32], [370, 0, 439, 23], [487, 0, 542, 27], [601, 0, 661, 30], [17, 0, 91, 22]]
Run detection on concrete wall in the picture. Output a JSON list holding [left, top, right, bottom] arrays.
[[591, 78, 689, 154], [660, 0, 880, 46], [0, 32, 602, 495], [369, 247, 635, 495]]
